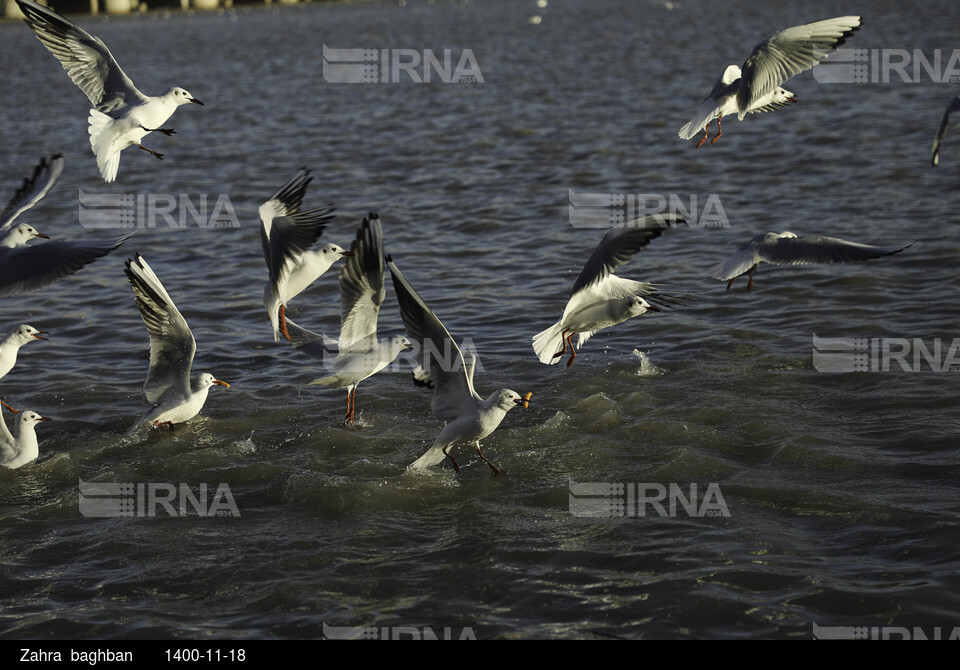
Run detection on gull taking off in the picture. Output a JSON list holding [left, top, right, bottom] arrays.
[[259, 168, 345, 342], [679, 16, 861, 146], [17, 0, 203, 182], [709, 232, 912, 291], [125, 254, 228, 431], [287, 214, 410, 425], [389, 257, 529, 475], [533, 216, 684, 368]]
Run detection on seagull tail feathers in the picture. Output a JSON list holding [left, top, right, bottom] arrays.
[[88, 109, 120, 183], [532, 320, 565, 365], [407, 444, 448, 471]]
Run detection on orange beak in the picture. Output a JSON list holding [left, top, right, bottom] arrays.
[[213, 379, 230, 388]]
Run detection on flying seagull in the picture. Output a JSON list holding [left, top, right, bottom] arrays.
[[708, 232, 912, 291], [290, 214, 410, 425], [125, 254, 228, 432], [533, 216, 684, 368], [388, 256, 529, 475], [679, 16, 862, 146], [17, 0, 203, 182], [259, 168, 346, 342]]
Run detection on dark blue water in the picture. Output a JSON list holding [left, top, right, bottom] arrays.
[[0, 0, 958, 639]]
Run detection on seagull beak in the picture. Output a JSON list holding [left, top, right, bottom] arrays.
[[645, 304, 661, 313], [189, 97, 204, 106], [515, 392, 533, 409], [33, 233, 50, 240], [38, 416, 52, 422], [213, 379, 230, 388], [340, 251, 355, 257], [32, 331, 49, 340], [787, 96, 798, 104]]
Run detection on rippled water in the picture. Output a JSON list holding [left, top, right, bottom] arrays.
[[0, 0, 959, 640]]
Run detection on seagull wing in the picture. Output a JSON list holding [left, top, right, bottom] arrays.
[[337, 214, 384, 353], [388, 257, 480, 421], [707, 234, 766, 281], [259, 168, 336, 288], [0, 154, 64, 232], [0, 232, 135, 298], [737, 16, 862, 117], [17, 0, 147, 113], [758, 234, 912, 266], [932, 93, 960, 167], [124, 254, 195, 404]]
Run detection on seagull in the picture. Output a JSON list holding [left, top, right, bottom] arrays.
[[0, 154, 63, 234], [533, 216, 684, 368], [258, 168, 345, 342], [0, 404, 51, 470], [388, 256, 529, 475], [0, 154, 135, 298], [708, 232, 913, 291], [679, 15, 862, 146], [932, 93, 960, 167], [0, 325, 48, 382], [16, 0, 204, 182], [124, 254, 228, 432], [287, 214, 410, 424]]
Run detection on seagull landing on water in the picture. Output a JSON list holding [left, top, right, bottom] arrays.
[[0, 404, 51, 470], [533, 215, 685, 368], [16, 0, 204, 182], [708, 232, 912, 291], [124, 254, 228, 432], [678, 16, 862, 147], [932, 93, 960, 167], [388, 257, 530, 476], [258, 168, 346, 342], [0, 155, 135, 298], [288, 214, 410, 425]]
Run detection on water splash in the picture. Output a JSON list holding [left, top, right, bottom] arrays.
[[633, 349, 665, 377]]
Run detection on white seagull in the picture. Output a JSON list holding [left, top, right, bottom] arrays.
[[932, 93, 960, 167], [708, 232, 912, 291], [17, 0, 204, 182], [388, 256, 530, 475], [286, 214, 410, 424], [0, 325, 48, 382], [533, 216, 684, 368], [0, 404, 51, 470], [124, 254, 228, 432], [259, 168, 345, 342], [679, 15, 862, 146], [0, 154, 135, 298]]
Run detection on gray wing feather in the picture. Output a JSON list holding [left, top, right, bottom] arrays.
[[337, 214, 384, 353], [737, 16, 862, 115], [17, 0, 147, 113], [932, 93, 960, 167], [0, 231, 134, 298], [387, 257, 479, 421], [759, 235, 911, 266], [0, 154, 64, 232], [124, 254, 195, 404]]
